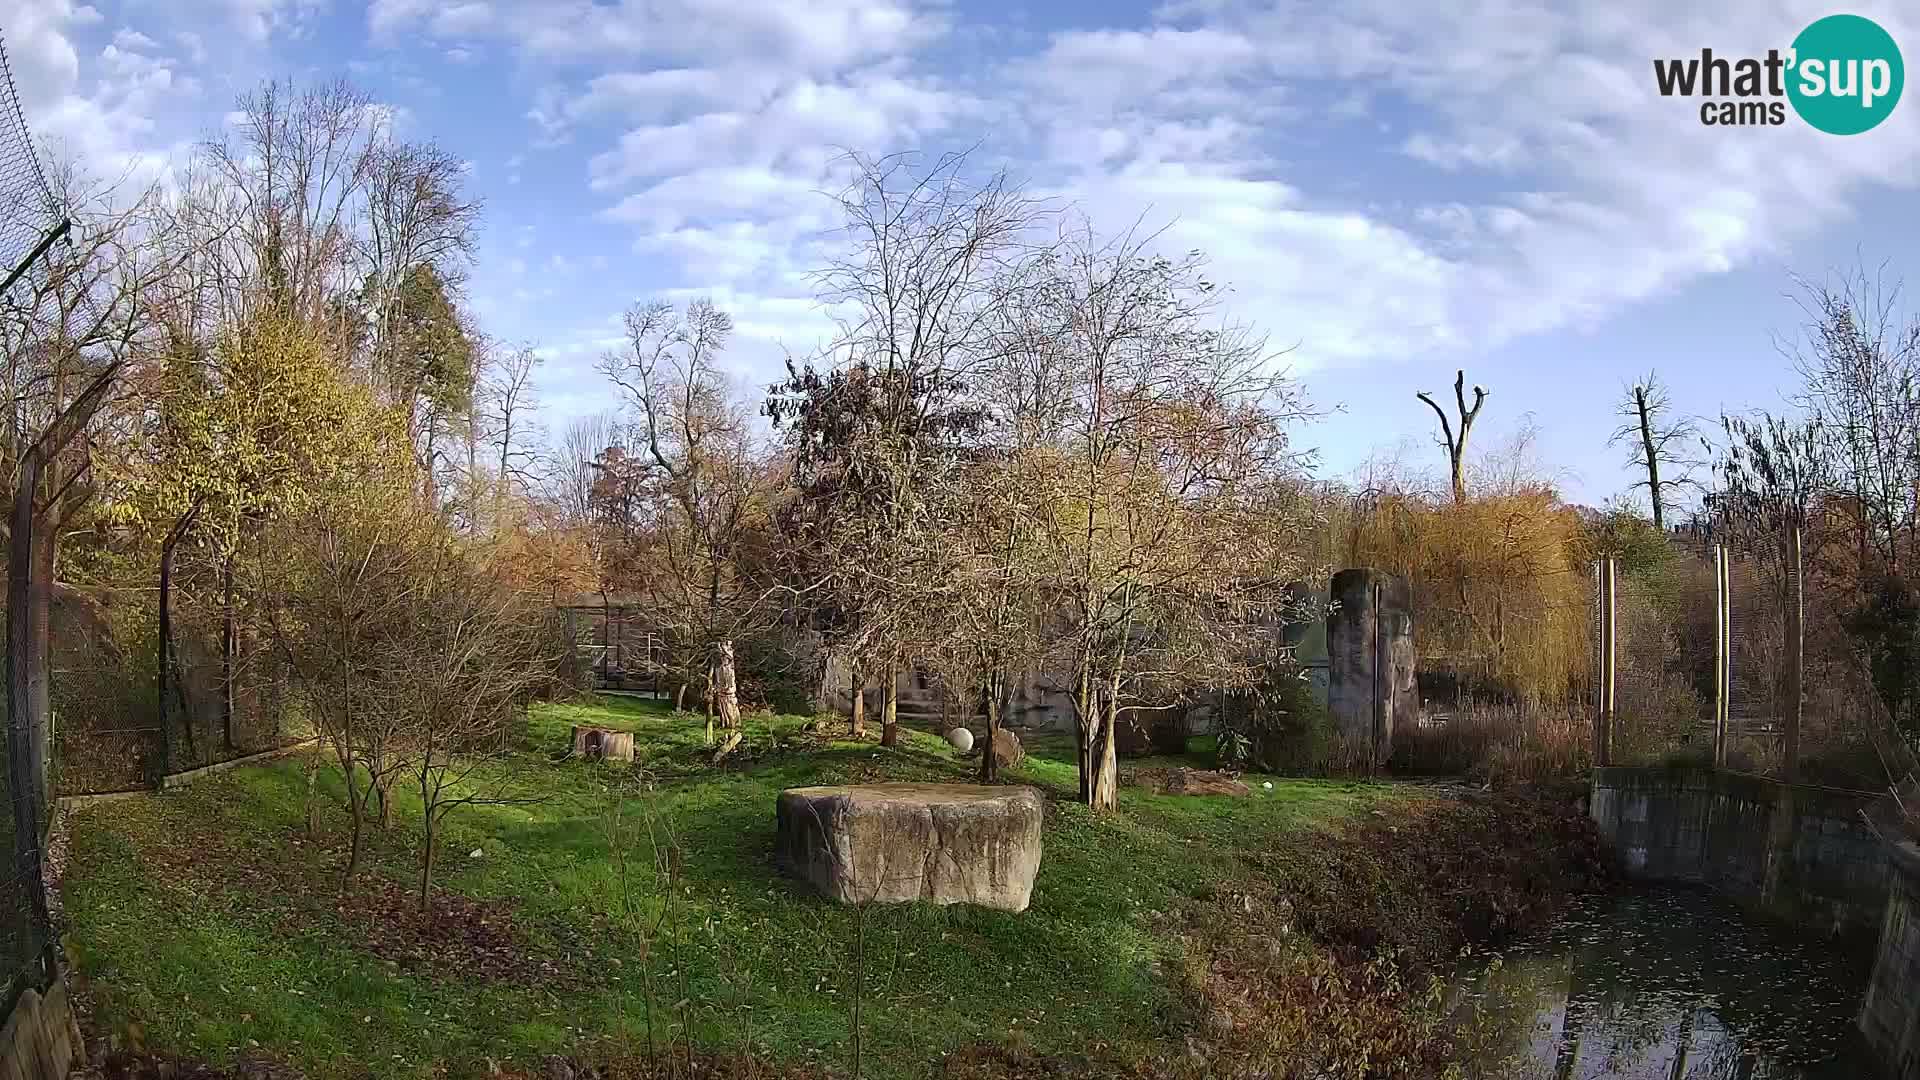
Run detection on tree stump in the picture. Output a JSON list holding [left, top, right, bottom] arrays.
[[776, 783, 1043, 912], [571, 726, 634, 763]]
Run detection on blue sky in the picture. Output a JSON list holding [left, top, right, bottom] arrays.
[[5, 0, 1919, 507]]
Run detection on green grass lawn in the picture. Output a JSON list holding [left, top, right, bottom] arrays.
[[62, 696, 1392, 1079]]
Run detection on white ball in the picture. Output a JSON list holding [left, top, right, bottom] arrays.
[[946, 727, 975, 753]]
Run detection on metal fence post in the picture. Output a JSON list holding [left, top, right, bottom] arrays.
[[1784, 522, 1803, 782], [1595, 557, 1615, 767], [1713, 543, 1730, 768]]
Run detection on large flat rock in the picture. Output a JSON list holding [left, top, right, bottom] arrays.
[[775, 783, 1044, 912]]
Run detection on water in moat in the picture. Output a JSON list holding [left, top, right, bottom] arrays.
[[1455, 888, 1882, 1079]]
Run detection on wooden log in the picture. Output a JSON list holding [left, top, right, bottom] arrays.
[[571, 725, 634, 763]]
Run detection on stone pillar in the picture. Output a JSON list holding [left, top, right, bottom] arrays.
[[1327, 569, 1415, 766]]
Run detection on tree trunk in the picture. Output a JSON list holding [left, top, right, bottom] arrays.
[[25, 527, 52, 817], [221, 552, 236, 753], [712, 639, 741, 730], [419, 800, 436, 913], [1635, 386, 1665, 530], [1092, 686, 1120, 811], [8, 454, 45, 832], [343, 771, 366, 883], [423, 424, 438, 510], [159, 521, 182, 780], [879, 661, 899, 747], [304, 756, 319, 838], [674, 682, 687, 712], [5, 453, 56, 984], [1073, 666, 1094, 803], [980, 672, 1003, 784], [849, 666, 866, 737]]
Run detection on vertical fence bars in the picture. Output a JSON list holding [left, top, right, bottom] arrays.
[[1595, 534, 1806, 780]]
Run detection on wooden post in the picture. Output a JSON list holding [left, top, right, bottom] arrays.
[[1783, 522, 1803, 782], [7, 451, 56, 986], [1713, 544, 1730, 768], [1594, 558, 1615, 767]]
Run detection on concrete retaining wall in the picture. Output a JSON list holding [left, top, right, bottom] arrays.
[[0, 977, 81, 1079], [1588, 766, 1889, 937], [1861, 836, 1920, 1080]]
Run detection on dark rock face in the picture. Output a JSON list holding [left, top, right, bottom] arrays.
[[775, 783, 1044, 912]]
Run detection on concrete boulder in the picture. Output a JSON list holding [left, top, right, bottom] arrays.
[[1139, 767, 1251, 797], [990, 728, 1024, 770], [775, 783, 1044, 912]]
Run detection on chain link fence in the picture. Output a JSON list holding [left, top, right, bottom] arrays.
[[48, 578, 317, 796], [0, 23, 70, 1014]]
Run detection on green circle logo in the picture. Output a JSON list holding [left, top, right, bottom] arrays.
[[1787, 14, 1903, 135]]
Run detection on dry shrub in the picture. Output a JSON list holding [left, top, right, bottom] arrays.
[[1391, 700, 1589, 782], [1336, 487, 1592, 704], [1168, 789, 1609, 1079]]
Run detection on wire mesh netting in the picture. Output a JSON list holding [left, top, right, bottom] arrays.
[[0, 26, 65, 1013], [1724, 555, 1788, 773], [1609, 548, 1714, 766], [0, 30, 59, 283], [48, 575, 319, 796]]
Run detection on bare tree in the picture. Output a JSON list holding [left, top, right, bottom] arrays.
[[768, 150, 1045, 747], [200, 79, 383, 326], [1014, 220, 1315, 809], [599, 300, 772, 747], [1609, 372, 1700, 530], [1417, 369, 1488, 504], [1786, 264, 1920, 570], [385, 535, 554, 910], [477, 342, 544, 513], [261, 436, 421, 881], [362, 137, 480, 398]]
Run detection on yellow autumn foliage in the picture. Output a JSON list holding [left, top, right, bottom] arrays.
[[1331, 485, 1592, 703]]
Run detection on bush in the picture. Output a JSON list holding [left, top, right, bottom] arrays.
[[1217, 666, 1353, 775], [1391, 699, 1590, 782]]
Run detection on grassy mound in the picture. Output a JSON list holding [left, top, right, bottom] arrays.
[[60, 696, 1599, 1079]]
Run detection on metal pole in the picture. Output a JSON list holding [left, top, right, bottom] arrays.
[[1713, 544, 1729, 768], [1783, 523, 1803, 782], [0, 218, 69, 298], [1595, 557, 1615, 767]]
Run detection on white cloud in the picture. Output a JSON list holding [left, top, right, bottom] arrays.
[[175, 31, 206, 64], [433, 2, 493, 36], [373, 0, 1920, 410], [111, 29, 159, 51], [371, 0, 940, 70], [997, 0, 1920, 371]]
